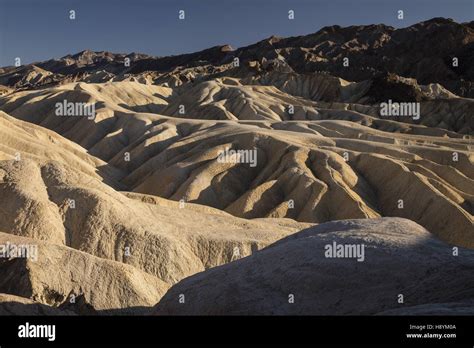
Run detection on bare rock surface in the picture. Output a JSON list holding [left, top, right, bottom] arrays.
[[0, 18, 472, 315], [154, 218, 474, 315]]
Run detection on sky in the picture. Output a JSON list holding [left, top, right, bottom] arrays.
[[0, 0, 473, 65]]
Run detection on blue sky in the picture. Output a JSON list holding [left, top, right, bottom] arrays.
[[0, 0, 473, 65]]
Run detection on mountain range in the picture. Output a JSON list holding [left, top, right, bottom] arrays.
[[0, 17, 472, 315]]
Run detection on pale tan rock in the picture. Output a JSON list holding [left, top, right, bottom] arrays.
[[0, 29, 472, 316], [0, 232, 169, 313]]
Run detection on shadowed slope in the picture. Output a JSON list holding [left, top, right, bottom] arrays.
[[154, 218, 474, 315]]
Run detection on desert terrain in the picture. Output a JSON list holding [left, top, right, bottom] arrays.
[[0, 18, 472, 315]]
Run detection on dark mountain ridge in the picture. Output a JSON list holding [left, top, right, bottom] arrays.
[[0, 17, 473, 97]]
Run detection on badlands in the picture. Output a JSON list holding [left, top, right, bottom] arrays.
[[0, 18, 472, 315]]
